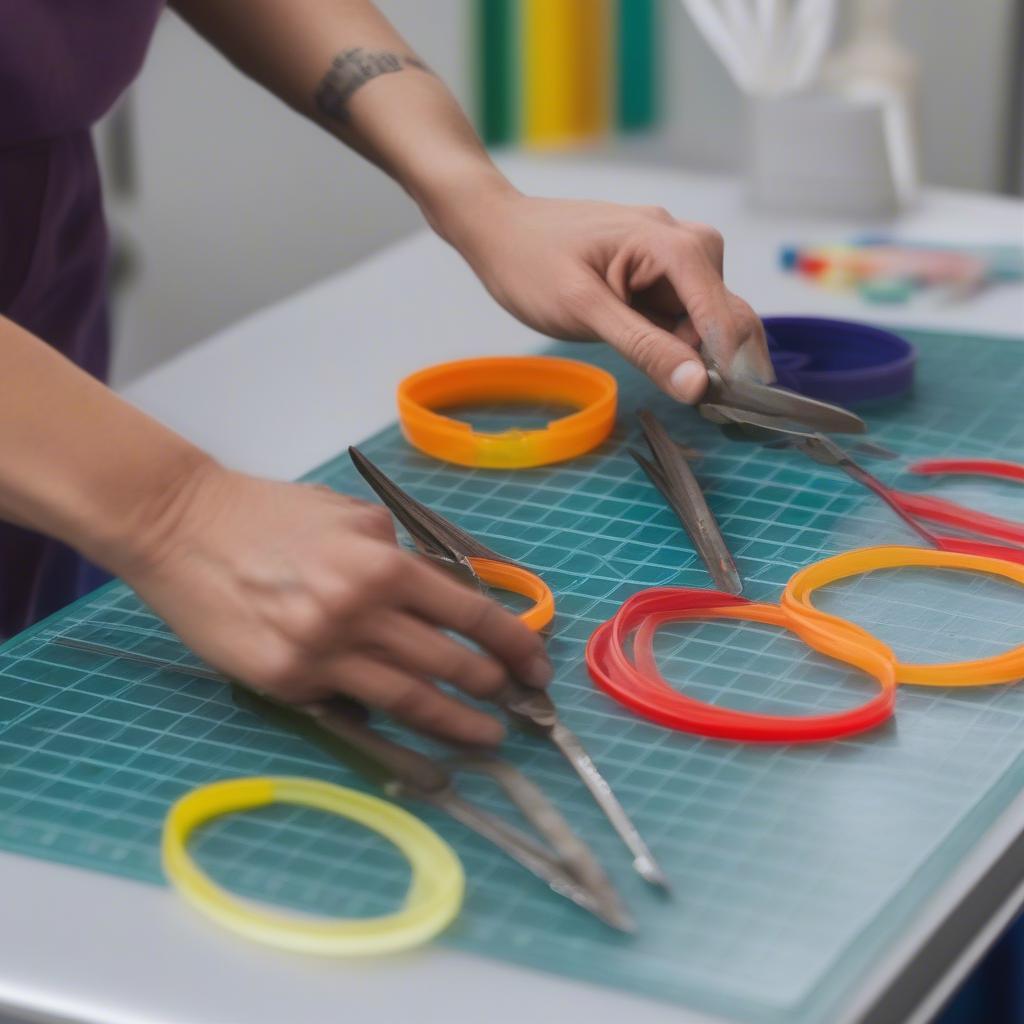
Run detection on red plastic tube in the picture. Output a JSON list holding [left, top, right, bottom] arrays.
[[890, 457, 1024, 562], [586, 588, 896, 743], [893, 492, 1024, 546], [910, 459, 1024, 484]]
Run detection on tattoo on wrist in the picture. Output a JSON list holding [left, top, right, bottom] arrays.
[[315, 47, 433, 125]]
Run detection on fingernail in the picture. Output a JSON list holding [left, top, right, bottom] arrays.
[[669, 361, 707, 403], [525, 654, 553, 688]]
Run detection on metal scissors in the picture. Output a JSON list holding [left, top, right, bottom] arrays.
[[348, 446, 671, 893], [629, 410, 742, 595], [51, 635, 634, 931], [700, 359, 868, 436], [709, 408, 1024, 563]]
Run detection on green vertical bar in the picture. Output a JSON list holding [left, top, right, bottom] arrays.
[[477, 0, 517, 146], [617, 0, 657, 132]]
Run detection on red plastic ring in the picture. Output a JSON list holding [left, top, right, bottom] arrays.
[[586, 588, 896, 743]]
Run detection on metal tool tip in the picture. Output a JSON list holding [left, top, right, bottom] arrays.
[[634, 856, 673, 895], [722, 565, 744, 596], [601, 905, 639, 934]]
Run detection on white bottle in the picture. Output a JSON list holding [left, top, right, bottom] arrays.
[[824, 0, 920, 202]]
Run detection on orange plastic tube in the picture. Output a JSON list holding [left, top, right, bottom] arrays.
[[783, 546, 1024, 686], [397, 356, 617, 468], [469, 557, 555, 633]]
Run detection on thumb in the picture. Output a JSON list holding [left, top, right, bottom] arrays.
[[579, 281, 708, 403]]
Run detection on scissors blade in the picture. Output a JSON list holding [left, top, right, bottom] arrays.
[[52, 635, 229, 681], [636, 411, 742, 595], [235, 686, 636, 928], [242, 684, 635, 927], [447, 757, 634, 931], [700, 403, 816, 445], [426, 788, 633, 932], [50, 635, 633, 925], [703, 364, 866, 434], [546, 721, 671, 893], [348, 446, 508, 565], [498, 680, 671, 893]]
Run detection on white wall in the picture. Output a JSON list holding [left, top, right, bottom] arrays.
[[104, 1, 473, 384], [102, 0, 1020, 385]]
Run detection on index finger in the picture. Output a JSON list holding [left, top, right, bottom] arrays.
[[398, 557, 553, 689], [661, 244, 740, 372]]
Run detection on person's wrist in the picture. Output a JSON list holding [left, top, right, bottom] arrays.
[[83, 443, 225, 583], [415, 160, 520, 255]]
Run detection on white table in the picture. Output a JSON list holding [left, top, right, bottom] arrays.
[[3, 157, 1022, 1024]]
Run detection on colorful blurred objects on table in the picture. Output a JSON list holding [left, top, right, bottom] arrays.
[[780, 238, 1024, 305]]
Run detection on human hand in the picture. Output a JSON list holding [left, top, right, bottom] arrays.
[[116, 463, 551, 745], [446, 192, 773, 403]]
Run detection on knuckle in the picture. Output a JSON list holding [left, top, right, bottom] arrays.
[[354, 505, 395, 539], [473, 658, 508, 695], [247, 645, 303, 692], [454, 593, 495, 638], [691, 224, 724, 257], [319, 579, 358, 618], [386, 682, 434, 722], [619, 323, 665, 372], [561, 275, 599, 317], [731, 297, 761, 333], [283, 597, 329, 642], [639, 204, 673, 224], [362, 546, 406, 590], [452, 647, 506, 695]]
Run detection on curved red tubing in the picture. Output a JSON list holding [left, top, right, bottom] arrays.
[[586, 588, 896, 744], [910, 459, 1024, 483]]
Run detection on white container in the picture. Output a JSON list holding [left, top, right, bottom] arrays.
[[745, 89, 918, 218]]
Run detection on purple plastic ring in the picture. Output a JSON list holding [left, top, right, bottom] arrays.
[[762, 316, 917, 405]]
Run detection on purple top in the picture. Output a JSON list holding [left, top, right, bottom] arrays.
[[0, 1, 164, 636]]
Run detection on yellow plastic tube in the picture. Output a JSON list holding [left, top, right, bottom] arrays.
[[783, 546, 1024, 686], [162, 777, 464, 955], [397, 356, 617, 468]]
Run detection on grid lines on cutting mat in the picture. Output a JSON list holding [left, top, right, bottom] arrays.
[[1, 330, 1023, 1023]]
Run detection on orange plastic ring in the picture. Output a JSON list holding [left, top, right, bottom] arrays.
[[397, 356, 617, 468], [469, 557, 555, 632], [782, 546, 1024, 686]]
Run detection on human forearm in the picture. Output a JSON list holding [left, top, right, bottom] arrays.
[[171, 0, 772, 395], [170, 0, 512, 236], [1, 317, 546, 739], [0, 316, 213, 574]]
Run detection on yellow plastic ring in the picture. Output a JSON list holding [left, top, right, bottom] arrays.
[[782, 546, 1024, 686], [162, 777, 464, 955], [397, 356, 618, 468], [469, 557, 555, 632]]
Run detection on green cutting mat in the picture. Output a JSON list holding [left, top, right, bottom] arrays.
[[2, 328, 1024, 1024]]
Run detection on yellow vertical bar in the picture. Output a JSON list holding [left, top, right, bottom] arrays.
[[523, 0, 610, 148]]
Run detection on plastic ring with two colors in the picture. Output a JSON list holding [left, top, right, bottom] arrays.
[[397, 356, 617, 468], [469, 556, 555, 632], [782, 546, 1024, 687], [585, 588, 897, 743], [162, 776, 464, 955]]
